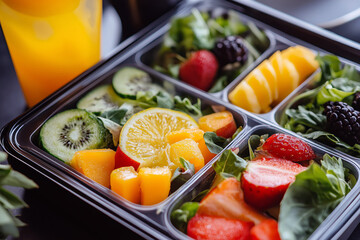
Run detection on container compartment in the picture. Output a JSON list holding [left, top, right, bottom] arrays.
[[274, 54, 360, 159], [136, 3, 276, 94], [164, 124, 360, 240]]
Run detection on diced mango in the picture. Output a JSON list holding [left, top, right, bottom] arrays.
[[229, 81, 262, 113], [138, 167, 171, 205], [110, 167, 140, 204], [198, 138, 217, 164], [170, 138, 205, 172], [70, 149, 115, 188], [198, 111, 237, 138], [245, 69, 272, 112], [166, 128, 204, 144]]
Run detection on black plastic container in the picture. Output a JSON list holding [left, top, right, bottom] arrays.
[[2, 0, 360, 239]]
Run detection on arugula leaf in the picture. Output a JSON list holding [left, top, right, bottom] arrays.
[[204, 132, 230, 154], [136, 90, 174, 109], [100, 103, 133, 125], [213, 150, 247, 180], [173, 96, 202, 119], [285, 105, 326, 131], [171, 202, 199, 233], [171, 158, 195, 192], [208, 76, 228, 93], [279, 155, 352, 240]]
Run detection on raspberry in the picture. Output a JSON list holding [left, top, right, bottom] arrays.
[[323, 101, 360, 145], [213, 36, 248, 66]]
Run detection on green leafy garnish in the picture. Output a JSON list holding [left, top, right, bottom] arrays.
[[171, 158, 195, 193], [203, 132, 230, 154], [0, 153, 38, 239], [171, 202, 199, 233], [279, 154, 351, 240], [173, 96, 202, 119], [213, 149, 247, 180]]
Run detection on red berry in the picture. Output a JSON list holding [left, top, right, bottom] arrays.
[[187, 214, 254, 240], [262, 133, 315, 162], [179, 50, 218, 91], [241, 157, 306, 210], [250, 219, 281, 240]]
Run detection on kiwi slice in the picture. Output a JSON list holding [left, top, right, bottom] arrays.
[[77, 85, 124, 115], [112, 67, 164, 99], [40, 109, 112, 163]]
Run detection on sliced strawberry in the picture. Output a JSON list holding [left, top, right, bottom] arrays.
[[261, 133, 315, 162], [179, 50, 219, 91], [197, 178, 268, 225], [250, 219, 281, 240], [187, 214, 254, 240], [241, 158, 306, 210]]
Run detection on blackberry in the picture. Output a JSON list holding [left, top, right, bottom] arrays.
[[213, 36, 248, 66], [323, 101, 360, 145], [353, 92, 360, 111]]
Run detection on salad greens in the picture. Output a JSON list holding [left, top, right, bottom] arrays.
[[279, 154, 352, 240], [154, 8, 269, 92], [203, 126, 243, 154], [213, 149, 247, 181], [171, 158, 195, 193], [171, 202, 200, 233], [281, 55, 360, 157]]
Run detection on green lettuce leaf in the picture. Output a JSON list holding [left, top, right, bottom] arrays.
[[171, 202, 199, 233], [213, 149, 247, 180], [316, 81, 354, 105], [173, 96, 202, 119], [279, 154, 352, 240]]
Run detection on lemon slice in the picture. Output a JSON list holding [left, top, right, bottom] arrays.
[[119, 108, 199, 171]]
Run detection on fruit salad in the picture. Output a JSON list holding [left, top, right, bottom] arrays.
[[171, 133, 355, 240], [280, 55, 360, 157], [229, 45, 319, 113], [39, 66, 242, 205], [153, 8, 270, 92]]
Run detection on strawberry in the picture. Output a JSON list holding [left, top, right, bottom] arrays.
[[187, 214, 254, 240], [250, 219, 281, 240], [179, 50, 219, 91], [261, 133, 315, 162], [197, 178, 268, 225], [241, 158, 306, 210]]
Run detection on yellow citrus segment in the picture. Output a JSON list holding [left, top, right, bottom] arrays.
[[245, 69, 272, 112], [166, 128, 204, 144], [276, 59, 300, 104], [228, 46, 317, 113], [282, 46, 319, 81], [229, 81, 261, 113], [119, 108, 199, 172], [258, 60, 278, 100]]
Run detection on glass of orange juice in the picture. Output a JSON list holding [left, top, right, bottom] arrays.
[[0, 0, 102, 107]]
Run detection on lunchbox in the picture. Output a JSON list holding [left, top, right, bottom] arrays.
[[2, 0, 360, 239]]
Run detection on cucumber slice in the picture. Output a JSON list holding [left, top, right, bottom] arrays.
[[40, 109, 112, 163], [112, 67, 164, 99], [77, 85, 124, 115]]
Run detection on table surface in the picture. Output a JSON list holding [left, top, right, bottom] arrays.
[[1, 1, 360, 239]]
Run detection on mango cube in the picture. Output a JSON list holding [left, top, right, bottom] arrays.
[[70, 149, 115, 188], [138, 167, 171, 205], [110, 167, 140, 204], [166, 128, 204, 144], [170, 138, 204, 172]]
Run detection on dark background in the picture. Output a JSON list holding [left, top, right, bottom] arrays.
[[1, 0, 360, 239]]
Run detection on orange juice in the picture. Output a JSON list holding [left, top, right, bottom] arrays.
[[0, 0, 102, 107]]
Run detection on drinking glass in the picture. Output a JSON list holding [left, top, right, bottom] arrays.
[[0, 0, 102, 107]]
